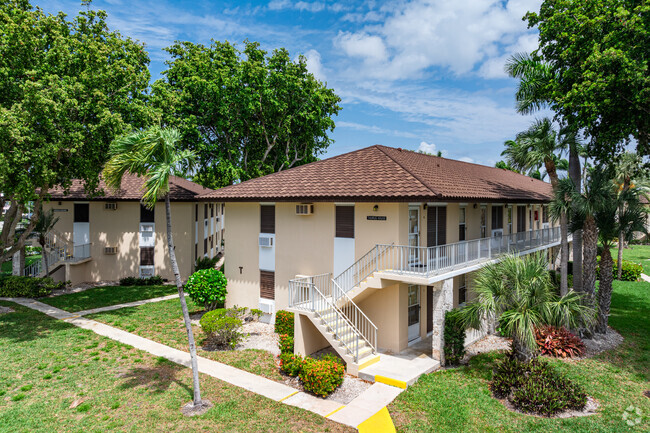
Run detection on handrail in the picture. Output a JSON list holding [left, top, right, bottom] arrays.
[[24, 243, 92, 277], [331, 279, 377, 355]]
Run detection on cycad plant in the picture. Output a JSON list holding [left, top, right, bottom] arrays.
[[456, 254, 593, 362], [103, 126, 208, 411]]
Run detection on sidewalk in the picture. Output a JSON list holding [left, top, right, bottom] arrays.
[[3, 297, 402, 431]]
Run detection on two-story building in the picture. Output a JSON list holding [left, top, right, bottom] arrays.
[[200, 145, 562, 378], [38, 174, 223, 284]]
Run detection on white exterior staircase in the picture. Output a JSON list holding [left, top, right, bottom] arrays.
[[25, 231, 91, 278]]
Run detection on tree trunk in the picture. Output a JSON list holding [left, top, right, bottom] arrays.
[[596, 247, 614, 334], [617, 231, 624, 280], [165, 194, 202, 406], [582, 215, 598, 305], [569, 146, 583, 292], [42, 241, 49, 278], [559, 211, 569, 296], [511, 336, 535, 363]]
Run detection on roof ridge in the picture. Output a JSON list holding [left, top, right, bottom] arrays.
[[375, 145, 443, 198]]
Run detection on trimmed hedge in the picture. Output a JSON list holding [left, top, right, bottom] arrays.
[[596, 258, 642, 282], [443, 310, 466, 366], [199, 308, 244, 349], [279, 334, 294, 354], [279, 353, 304, 377], [0, 276, 65, 298], [491, 357, 587, 416], [275, 310, 294, 336], [185, 269, 227, 311], [119, 275, 164, 286], [299, 358, 345, 397]]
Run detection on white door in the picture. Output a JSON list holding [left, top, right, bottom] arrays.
[[73, 203, 89, 258], [408, 206, 420, 265], [334, 205, 355, 277], [491, 228, 503, 253], [408, 285, 420, 341]]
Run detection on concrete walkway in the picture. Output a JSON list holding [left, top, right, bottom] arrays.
[[3, 297, 403, 431], [641, 273, 650, 283], [74, 293, 179, 316]]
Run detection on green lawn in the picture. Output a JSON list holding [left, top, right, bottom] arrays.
[[40, 285, 178, 313], [0, 300, 351, 432], [1, 255, 42, 276], [88, 298, 283, 381], [389, 280, 650, 432], [611, 244, 650, 275]]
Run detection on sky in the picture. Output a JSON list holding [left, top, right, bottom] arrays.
[[40, 0, 549, 167]]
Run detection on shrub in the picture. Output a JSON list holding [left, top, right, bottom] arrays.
[[299, 358, 345, 397], [279, 334, 294, 354], [318, 353, 345, 366], [491, 357, 587, 416], [443, 310, 466, 366], [0, 276, 65, 298], [535, 326, 585, 358], [195, 256, 219, 271], [184, 269, 228, 311], [199, 308, 244, 349], [548, 270, 574, 292], [275, 310, 294, 336], [279, 353, 304, 377], [119, 275, 164, 286], [249, 309, 263, 321], [596, 258, 642, 282]]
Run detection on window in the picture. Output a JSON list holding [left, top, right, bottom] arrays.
[[140, 204, 155, 223], [140, 247, 154, 266], [195, 204, 198, 222], [261, 205, 275, 234], [458, 274, 467, 305], [204, 238, 207, 254], [204, 204, 208, 219], [74, 203, 89, 223], [480, 206, 487, 238], [210, 204, 214, 218], [335, 206, 354, 238], [458, 207, 466, 241], [260, 270, 275, 300], [507, 206, 513, 234], [491, 205, 503, 230], [427, 206, 447, 246]]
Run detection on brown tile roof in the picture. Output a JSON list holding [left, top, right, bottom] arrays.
[[48, 173, 213, 201], [199, 145, 553, 203]]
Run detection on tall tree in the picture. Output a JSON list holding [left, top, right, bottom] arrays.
[[525, 0, 650, 160], [0, 0, 151, 264], [152, 40, 341, 189], [502, 118, 570, 295], [456, 254, 593, 362], [103, 127, 209, 413]]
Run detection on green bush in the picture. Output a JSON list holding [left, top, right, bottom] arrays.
[[275, 310, 294, 336], [491, 357, 587, 416], [184, 269, 228, 311], [443, 310, 466, 366], [0, 276, 65, 298], [199, 308, 244, 349], [596, 258, 642, 282], [195, 256, 219, 271], [317, 353, 345, 366], [279, 353, 304, 377], [119, 275, 164, 286], [279, 334, 294, 354], [549, 270, 574, 291], [299, 358, 345, 397]]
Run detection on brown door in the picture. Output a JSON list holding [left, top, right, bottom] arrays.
[[426, 286, 433, 333], [517, 206, 526, 232]]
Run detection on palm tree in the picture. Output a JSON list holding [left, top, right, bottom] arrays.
[[33, 208, 59, 277], [502, 118, 570, 295], [456, 254, 593, 362], [594, 184, 648, 334], [103, 126, 207, 411]]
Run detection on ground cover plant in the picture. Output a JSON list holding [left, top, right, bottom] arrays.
[[535, 326, 585, 358], [40, 284, 177, 312], [0, 300, 351, 432], [389, 280, 650, 432]]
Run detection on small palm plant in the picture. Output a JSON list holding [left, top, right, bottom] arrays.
[[103, 126, 208, 412], [456, 254, 594, 362]]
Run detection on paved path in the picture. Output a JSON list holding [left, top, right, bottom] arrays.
[[641, 273, 650, 283], [3, 297, 402, 431], [74, 294, 179, 316]]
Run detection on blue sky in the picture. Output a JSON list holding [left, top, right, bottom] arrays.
[[40, 0, 548, 167]]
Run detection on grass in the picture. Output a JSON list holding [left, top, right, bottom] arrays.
[[0, 300, 351, 432], [610, 244, 650, 275], [1, 254, 42, 276], [88, 298, 283, 381], [389, 280, 650, 432], [40, 285, 178, 313]]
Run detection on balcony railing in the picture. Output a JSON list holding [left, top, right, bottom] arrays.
[[24, 243, 92, 277]]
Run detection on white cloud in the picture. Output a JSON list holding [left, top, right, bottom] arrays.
[[302, 49, 326, 82], [337, 121, 420, 139], [459, 156, 475, 163], [268, 1, 348, 13], [417, 141, 447, 156], [478, 33, 539, 79], [334, 32, 388, 62]]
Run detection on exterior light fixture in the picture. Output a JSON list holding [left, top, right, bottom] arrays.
[[373, 205, 379, 212], [423, 203, 427, 210]]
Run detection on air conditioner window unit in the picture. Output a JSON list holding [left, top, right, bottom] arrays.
[[295, 204, 314, 215], [259, 235, 273, 247], [105, 202, 118, 210], [139, 266, 155, 278], [104, 246, 118, 255]]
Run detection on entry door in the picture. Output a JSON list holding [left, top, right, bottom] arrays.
[[408, 206, 420, 264], [334, 205, 355, 277], [408, 285, 420, 341], [426, 286, 433, 334], [73, 203, 90, 257], [516, 206, 526, 238]]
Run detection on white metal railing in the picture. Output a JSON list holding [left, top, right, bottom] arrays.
[[288, 273, 376, 362], [331, 279, 377, 355], [24, 243, 91, 277]]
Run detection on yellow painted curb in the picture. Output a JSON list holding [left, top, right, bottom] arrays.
[[324, 405, 345, 418], [278, 390, 299, 402], [358, 355, 380, 370], [358, 407, 396, 433], [374, 375, 407, 389], [63, 316, 80, 320]]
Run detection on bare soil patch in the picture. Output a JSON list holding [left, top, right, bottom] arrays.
[[580, 327, 624, 358], [500, 395, 599, 418], [0, 306, 15, 314]]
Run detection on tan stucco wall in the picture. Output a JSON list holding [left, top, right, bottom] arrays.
[[357, 283, 408, 353], [294, 314, 331, 357]]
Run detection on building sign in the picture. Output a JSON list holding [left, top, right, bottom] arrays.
[[53, 209, 69, 212], [367, 216, 387, 221]]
